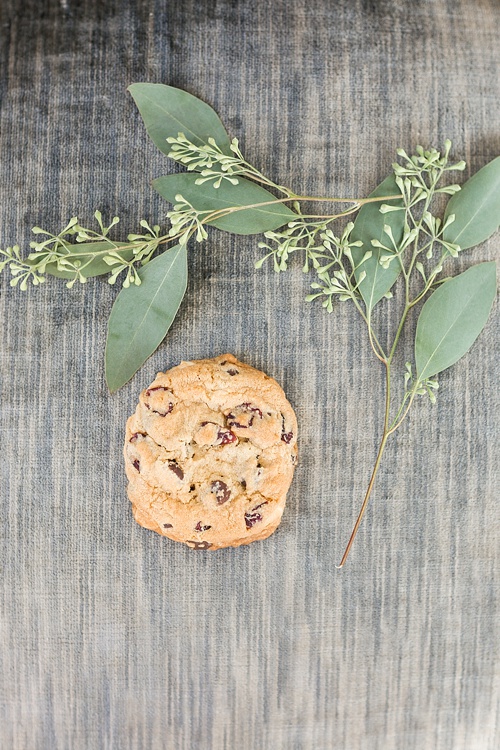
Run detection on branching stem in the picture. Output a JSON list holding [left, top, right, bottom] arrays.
[[200, 192, 400, 227], [336, 164, 450, 567], [351, 298, 386, 361]]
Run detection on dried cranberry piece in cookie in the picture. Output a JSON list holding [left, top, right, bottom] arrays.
[[219, 360, 239, 376], [245, 502, 268, 529], [195, 422, 237, 447], [146, 385, 171, 396], [132, 459, 141, 472], [195, 521, 212, 532], [167, 460, 184, 480], [215, 427, 237, 445], [144, 386, 175, 417], [280, 414, 294, 444], [226, 403, 263, 429], [211, 480, 231, 505], [129, 432, 146, 443]]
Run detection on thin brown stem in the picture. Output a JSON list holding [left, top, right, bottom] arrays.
[[336, 431, 390, 569], [337, 362, 392, 568]]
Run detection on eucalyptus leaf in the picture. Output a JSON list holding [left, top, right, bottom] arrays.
[[153, 173, 296, 234], [128, 83, 231, 157], [415, 262, 496, 380], [443, 156, 500, 249], [29, 241, 134, 280], [351, 174, 405, 310], [105, 244, 187, 392]]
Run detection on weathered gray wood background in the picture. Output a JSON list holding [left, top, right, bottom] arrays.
[[1, 1, 498, 748]]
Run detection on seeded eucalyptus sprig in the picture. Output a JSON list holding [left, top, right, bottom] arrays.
[[0, 211, 173, 290], [1, 83, 498, 565]]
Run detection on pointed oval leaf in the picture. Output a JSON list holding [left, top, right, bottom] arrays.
[[350, 174, 405, 310], [153, 173, 296, 234], [105, 244, 187, 392], [128, 83, 231, 156], [29, 241, 134, 280], [415, 262, 496, 380], [443, 157, 500, 249]]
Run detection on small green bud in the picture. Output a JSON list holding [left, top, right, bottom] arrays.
[[415, 262, 425, 278]]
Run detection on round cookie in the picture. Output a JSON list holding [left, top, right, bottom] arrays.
[[124, 354, 298, 550]]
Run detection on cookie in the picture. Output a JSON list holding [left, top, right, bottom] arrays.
[[124, 354, 298, 549]]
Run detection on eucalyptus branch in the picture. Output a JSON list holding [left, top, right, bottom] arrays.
[[0, 192, 397, 291], [333, 142, 482, 566]]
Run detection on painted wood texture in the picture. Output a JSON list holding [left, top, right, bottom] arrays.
[[0, 1, 498, 748]]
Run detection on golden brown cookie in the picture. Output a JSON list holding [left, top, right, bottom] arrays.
[[124, 354, 298, 549]]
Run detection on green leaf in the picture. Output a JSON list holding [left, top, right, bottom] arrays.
[[28, 241, 134, 280], [415, 262, 496, 380], [443, 156, 500, 249], [128, 83, 231, 157], [350, 174, 405, 310], [105, 244, 187, 392], [153, 173, 296, 234]]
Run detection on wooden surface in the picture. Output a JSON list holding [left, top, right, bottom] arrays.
[[0, 1, 499, 748]]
